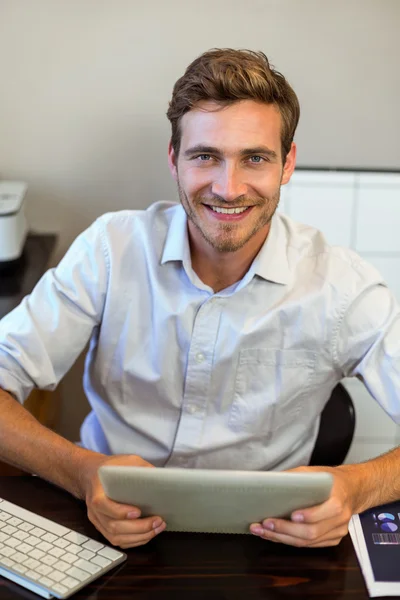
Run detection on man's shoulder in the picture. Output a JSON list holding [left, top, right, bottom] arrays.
[[80, 201, 182, 263], [96, 201, 180, 234], [276, 212, 384, 288]]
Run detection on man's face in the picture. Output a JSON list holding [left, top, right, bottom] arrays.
[[168, 100, 296, 254]]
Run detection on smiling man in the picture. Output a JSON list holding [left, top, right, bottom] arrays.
[[170, 99, 295, 291], [1, 49, 400, 551]]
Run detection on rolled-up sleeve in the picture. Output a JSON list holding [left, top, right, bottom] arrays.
[[334, 261, 400, 423], [0, 218, 109, 403]]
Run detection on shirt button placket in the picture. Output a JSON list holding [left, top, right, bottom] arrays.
[[167, 299, 221, 465]]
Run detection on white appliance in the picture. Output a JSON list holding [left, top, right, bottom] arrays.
[[0, 181, 28, 263]]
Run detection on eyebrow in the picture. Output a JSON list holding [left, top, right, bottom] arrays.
[[183, 145, 278, 161]]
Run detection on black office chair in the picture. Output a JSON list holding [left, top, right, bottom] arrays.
[[309, 382, 356, 467]]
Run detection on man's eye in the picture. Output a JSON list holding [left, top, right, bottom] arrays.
[[249, 156, 264, 163], [197, 154, 212, 161]]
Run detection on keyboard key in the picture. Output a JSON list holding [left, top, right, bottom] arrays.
[[4, 538, 21, 548], [0, 533, 7, 543], [78, 549, 95, 560], [41, 532, 57, 544], [25, 535, 41, 547], [30, 527, 46, 538], [62, 575, 80, 589], [0, 511, 10, 521], [11, 551, 27, 563], [24, 558, 40, 570], [37, 541, 53, 552], [41, 554, 57, 566], [66, 566, 90, 582], [14, 542, 32, 554], [98, 546, 124, 560], [53, 583, 68, 594], [7, 517, 22, 527], [0, 546, 16, 558], [2, 525, 17, 536], [28, 548, 45, 560], [53, 560, 70, 572], [63, 552, 78, 565], [36, 564, 53, 576], [49, 546, 65, 558], [74, 558, 101, 575], [26, 569, 41, 581], [13, 530, 29, 541], [39, 576, 53, 587], [54, 538, 70, 549], [48, 569, 66, 583], [1, 557, 15, 568], [0, 522, 5, 529], [91, 555, 112, 568], [66, 542, 81, 554], [63, 531, 89, 545], [82, 540, 104, 552], [13, 564, 28, 574], [18, 522, 34, 532]]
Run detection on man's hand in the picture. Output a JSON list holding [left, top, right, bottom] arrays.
[[83, 454, 166, 549], [249, 465, 357, 547]]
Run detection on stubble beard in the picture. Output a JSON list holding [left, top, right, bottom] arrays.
[[177, 180, 281, 253]]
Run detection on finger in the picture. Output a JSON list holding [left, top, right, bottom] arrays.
[[91, 495, 142, 520], [91, 509, 165, 537], [116, 522, 167, 549], [251, 526, 311, 547], [250, 519, 348, 548], [291, 496, 343, 524], [88, 509, 167, 547], [253, 515, 338, 543], [307, 524, 349, 547], [106, 515, 165, 537]]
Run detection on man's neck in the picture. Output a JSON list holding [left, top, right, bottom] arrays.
[[189, 224, 271, 293]]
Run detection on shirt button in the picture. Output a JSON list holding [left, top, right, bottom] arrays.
[[195, 352, 205, 363], [186, 404, 198, 414]]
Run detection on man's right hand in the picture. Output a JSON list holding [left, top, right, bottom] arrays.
[[82, 454, 166, 549], [0, 390, 165, 548]]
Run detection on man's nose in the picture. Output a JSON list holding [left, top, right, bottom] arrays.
[[211, 164, 247, 202]]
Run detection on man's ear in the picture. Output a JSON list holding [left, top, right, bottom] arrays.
[[281, 142, 297, 186], [168, 140, 178, 181]]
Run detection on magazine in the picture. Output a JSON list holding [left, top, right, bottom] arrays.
[[350, 500, 400, 597]]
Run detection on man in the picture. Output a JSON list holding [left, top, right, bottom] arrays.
[[1, 48, 400, 550]]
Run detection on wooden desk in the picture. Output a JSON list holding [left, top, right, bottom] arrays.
[[0, 477, 373, 600], [0, 234, 57, 317], [0, 234, 58, 476]]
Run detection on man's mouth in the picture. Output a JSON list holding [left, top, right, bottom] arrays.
[[209, 206, 249, 214], [202, 204, 253, 221]]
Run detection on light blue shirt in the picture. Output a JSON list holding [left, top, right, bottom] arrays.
[[1, 201, 400, 470]]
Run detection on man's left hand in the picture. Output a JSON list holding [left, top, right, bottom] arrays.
[[249, 465, 356, 547]]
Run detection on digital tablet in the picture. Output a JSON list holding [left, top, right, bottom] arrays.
[[98, 466, 333, 534]]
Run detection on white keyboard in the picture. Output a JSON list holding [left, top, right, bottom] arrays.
[[0, 497, 126, 598]]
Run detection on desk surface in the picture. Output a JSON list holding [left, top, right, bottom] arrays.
[[0, 234, 57, 319], [0, 477, 375, 600]]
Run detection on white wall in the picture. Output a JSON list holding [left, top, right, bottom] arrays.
[[0, 0, 399, 442], [281, 170, 400, 463]]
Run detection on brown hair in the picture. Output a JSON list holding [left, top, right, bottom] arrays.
[[167, 48, 300, 164]]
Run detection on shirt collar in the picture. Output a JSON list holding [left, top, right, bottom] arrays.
[[251, 212, 291, 285], [161, 205, 290, 286], [161, 204, 190, 265]]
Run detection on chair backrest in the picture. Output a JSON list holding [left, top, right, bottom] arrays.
[[309, 382, 356, 467]]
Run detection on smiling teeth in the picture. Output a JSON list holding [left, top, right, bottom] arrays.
[[211, 206, 248, 214]]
